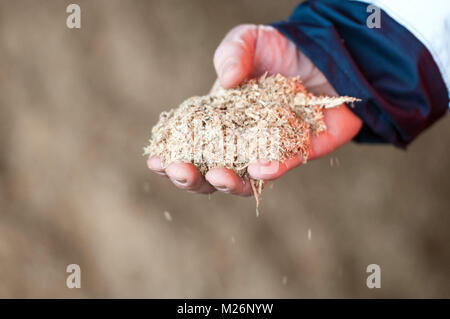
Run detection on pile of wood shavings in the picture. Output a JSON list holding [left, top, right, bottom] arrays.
[[144, 74, 359, 207]]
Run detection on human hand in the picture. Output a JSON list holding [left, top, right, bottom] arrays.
[[147, 24, 362, 196]]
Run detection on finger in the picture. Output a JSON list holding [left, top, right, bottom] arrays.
[[205, 168, 253, 196], [214, 24, 257, 89], [249, 25, 306, 79], [247, 154, 303, 181], [147, 156, 168, 177], [165, 162, 216, 194], [209, 78, 221, 94], [309, 105, 362, 160]]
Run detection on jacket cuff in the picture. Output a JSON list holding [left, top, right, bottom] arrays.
[[272, 0, 449, 147]]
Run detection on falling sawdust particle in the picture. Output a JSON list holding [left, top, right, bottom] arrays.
[[144, 74, 359, 211], [330, 156, 340, 168], [163, 211, 173, 222]]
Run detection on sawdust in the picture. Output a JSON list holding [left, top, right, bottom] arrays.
[[144, 74, 359, 206]]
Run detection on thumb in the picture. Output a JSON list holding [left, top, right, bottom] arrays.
[[213, 24, 257, 89]]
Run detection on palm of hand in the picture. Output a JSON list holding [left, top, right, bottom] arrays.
[[148, 24, 362, 196]]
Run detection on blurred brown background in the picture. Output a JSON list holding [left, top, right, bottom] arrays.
[[0, 0, 449, 298]]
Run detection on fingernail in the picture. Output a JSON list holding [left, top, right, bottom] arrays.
[[173, 178, 188, 186], [259, 159, 271, 166], [216, 185, 229, 192]]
